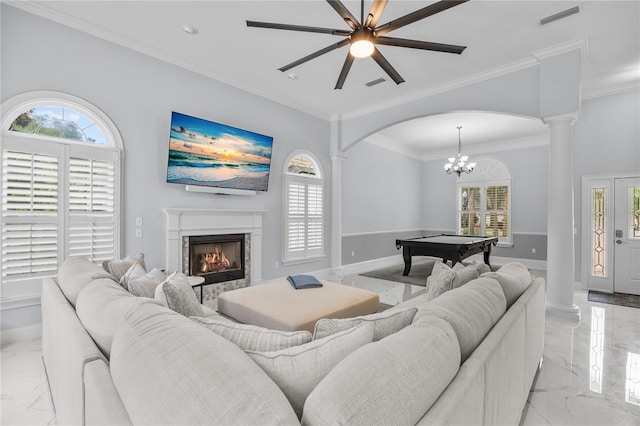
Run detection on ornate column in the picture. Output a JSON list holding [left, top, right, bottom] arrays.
[[544, 113, 580, 322]]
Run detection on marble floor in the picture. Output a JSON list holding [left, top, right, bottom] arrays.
[[2, 269, 639, 425]]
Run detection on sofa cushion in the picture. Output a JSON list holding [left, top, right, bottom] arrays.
[[414, 277, 506, 363], [452, 261, 481, 285], [301, 316, 460, 426], [102, 253, 146, 282], [481, 261, 532, 308], [110, 303, 299, 425], [76, 278, 156, 357], [128, 268, 166, 298], [154, 271, 204, 317], [191, 316, 312, 352], [312, 307, 417, 341], [247, 322, 374, 419], [57, 257, 114, 307]]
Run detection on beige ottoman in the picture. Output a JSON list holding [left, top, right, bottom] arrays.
[[217, 280, 380, 333]]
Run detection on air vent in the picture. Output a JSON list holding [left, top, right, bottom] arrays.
[[366, 77, 386, 87], [540, 6, 580, 26]]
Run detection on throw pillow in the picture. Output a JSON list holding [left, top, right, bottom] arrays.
[[154, 271, 204, 317], [128, 268, 167, 298], [191, 316, 312, 352], [246, 321, 374, 419], [312, 307, 417, 341], [119, 261, 146, 291], [480, 261, 532, 308], [452, 262, 480, 286], [424, 261, 457, 301], [102, 253, 146, 282]]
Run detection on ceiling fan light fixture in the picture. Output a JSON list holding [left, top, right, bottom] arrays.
[[350, 29, 375, 58]]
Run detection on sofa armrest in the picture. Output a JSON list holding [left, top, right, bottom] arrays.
[[84, 359, 132, 426], [42, 278, 106, 425]]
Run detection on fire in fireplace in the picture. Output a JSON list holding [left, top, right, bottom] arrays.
[[188, 234, 245, 284]]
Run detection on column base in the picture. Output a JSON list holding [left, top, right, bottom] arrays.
[[545, 301, 581, 323]]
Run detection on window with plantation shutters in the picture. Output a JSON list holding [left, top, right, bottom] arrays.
[[284, 152, 324, 262], [1, 94, 121, 290], [457, 159, 512, 245]]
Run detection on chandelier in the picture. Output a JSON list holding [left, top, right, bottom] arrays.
[[444, 126, 476, 177]]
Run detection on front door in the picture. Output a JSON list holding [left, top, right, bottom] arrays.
[[614, 177, 640, 295]]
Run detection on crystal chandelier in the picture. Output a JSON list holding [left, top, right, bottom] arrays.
[[444, 126, 476, 177]]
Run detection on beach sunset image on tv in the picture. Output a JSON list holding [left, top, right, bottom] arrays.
[[166, 112, 273, 191]]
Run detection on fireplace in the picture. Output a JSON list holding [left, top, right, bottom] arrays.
[[188, 234, 245, 285]]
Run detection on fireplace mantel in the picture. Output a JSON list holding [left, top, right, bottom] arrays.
[[163, 209, 266, 283]]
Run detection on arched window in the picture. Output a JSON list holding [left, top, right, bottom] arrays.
[[1, 92, 122, 286], [457, 158, 512, 245], [283, 151, 324, 263]]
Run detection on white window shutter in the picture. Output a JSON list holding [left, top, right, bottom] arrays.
[[1, 150, 59, 280], [67, 157, 117, 261]]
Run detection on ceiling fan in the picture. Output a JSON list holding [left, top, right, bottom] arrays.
[[247, 0, 469, 89]]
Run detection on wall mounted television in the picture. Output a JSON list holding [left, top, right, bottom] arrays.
[[166, 111, 273, 193]]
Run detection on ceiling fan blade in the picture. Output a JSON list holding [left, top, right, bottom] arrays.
[[326, 0, 360, 29], [375, 36, 466, 54], [247, 21, 351, 36], [279, 38, 350, 72], [335, 54, 355, 89], [364, 0, 388, 28], [375, 0, 469, 36], [371, 48, 405, 85]]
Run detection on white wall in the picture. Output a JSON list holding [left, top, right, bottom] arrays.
[[422, 145, 550, 234], [0, 5, 334, 332], [1, 5, 332, 280], [342, 141, 423, 235]]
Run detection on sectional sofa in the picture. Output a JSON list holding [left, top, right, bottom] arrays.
[[41, 257, 545, 425]]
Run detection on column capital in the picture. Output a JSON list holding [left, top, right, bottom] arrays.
[[542, 112, 579, 127]]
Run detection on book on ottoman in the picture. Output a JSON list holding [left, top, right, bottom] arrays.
[[287, 275, 323, 289]]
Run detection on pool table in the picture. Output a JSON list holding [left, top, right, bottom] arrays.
[[395, 234, 499, 276]]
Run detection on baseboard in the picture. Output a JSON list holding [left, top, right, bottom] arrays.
[[341, 254, 405, 276], [1, 324, 42, 347], [466, 254, 547, 270]]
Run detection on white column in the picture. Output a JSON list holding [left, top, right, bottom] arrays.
[[329, 117, 345, 279], [544, 113, 580, 322]]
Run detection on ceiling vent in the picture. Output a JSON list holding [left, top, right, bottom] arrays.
[[366, 77, 386, 87], [540, 6, 580, 26]]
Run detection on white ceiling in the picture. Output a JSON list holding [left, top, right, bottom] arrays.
[[10, 0, 639, 153]]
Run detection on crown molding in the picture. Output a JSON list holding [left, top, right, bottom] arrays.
[[582, 81, 640, 100], [5, 1, 331, 121], [421, 133, 549, 161], [532, 37, 589, 61]]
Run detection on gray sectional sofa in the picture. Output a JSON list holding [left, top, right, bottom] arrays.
[[42, 257, 545, 425]]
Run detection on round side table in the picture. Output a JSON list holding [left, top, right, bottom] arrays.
[[188, 276, 205, 303]]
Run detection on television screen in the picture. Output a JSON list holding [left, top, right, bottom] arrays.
[[166, 112, 273, 192]]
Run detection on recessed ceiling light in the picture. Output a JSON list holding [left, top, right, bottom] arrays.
[[287, 73, 298, 80], [181, 24, 198, 35]]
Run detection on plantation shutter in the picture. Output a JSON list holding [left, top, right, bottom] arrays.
[[287, 181, 306, 253], [458, 186, 481, 236], [1, 150, 59, 280], [283, 153, 324, 262], [484, 185, 509, 238], [307, 183, 323, 251], [67, 156, 116, 261]]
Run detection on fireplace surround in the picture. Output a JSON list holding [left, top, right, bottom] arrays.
[[163, 209, 265, 305]]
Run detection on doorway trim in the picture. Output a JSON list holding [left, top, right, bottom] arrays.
[[581, 172, 639, 292]]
